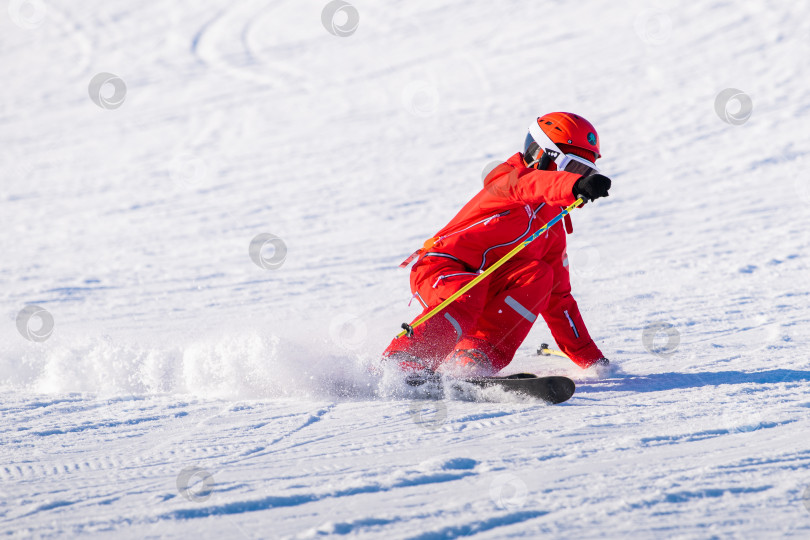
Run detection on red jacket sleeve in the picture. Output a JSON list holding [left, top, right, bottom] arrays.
[[485, 165, 580, 207], [540, 246, 604, 367]]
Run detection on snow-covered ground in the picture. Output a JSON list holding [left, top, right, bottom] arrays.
[[2, 0, 810, 537]]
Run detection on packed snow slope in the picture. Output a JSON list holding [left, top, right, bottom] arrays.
[[2, 0, 810, 538]]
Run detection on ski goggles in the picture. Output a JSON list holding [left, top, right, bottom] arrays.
[[557, 153, 599, 176]]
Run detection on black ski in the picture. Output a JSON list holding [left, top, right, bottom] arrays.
[[406, 372, 575, 404], [458, 373, 575, 404]]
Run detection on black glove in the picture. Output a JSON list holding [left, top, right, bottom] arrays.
[[573, 173, 611, 202]]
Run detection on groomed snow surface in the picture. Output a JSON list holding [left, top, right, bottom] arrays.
[[2, 0, 810, 538]]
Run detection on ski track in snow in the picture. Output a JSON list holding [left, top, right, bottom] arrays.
[[2, 0, 810, 538]]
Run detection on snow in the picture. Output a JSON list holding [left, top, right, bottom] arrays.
[[2, 0, 810, 537]]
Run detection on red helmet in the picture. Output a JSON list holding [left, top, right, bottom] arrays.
[[524, 112, 601, 167]]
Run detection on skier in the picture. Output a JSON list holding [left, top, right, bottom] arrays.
[[383, 112, 612, 378]]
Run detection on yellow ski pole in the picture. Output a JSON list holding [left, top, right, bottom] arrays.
[[396, 197, 586, 339], [537, 343, 569, 358]]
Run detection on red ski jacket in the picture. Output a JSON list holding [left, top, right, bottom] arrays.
[[402, 152, 603, 364]]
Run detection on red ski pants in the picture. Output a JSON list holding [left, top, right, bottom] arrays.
[[383, 257, 554, 372]]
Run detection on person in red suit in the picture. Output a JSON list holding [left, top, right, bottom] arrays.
[[383, 112, 612, 377]]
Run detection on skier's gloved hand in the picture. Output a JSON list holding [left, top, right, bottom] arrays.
[[573, 173, 611, 202]]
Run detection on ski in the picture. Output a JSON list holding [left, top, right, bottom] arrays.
[[406, 372, 575, 404], [458, 373, 575, 404]]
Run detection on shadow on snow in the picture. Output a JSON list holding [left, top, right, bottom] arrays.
[[575, 369, 810, 394]]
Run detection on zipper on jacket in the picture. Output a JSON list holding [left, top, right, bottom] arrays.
[[477, 204, 545, 271], [432, 271, 479, 289], [423, 252, 462, 263], [434, 210, 511, 245]]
